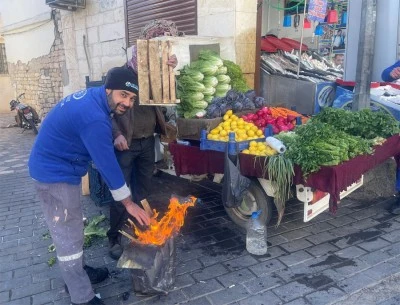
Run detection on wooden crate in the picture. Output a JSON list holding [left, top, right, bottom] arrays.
[[137, 39, 180, 105]]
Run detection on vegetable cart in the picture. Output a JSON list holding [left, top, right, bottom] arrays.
[[169, 135, 400, 230]]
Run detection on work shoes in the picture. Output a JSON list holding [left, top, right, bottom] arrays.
[[84, 265, 109, 284], [71, 296, 105, 305], [65, 266, 109, 294], [108, 239, 123, 260]]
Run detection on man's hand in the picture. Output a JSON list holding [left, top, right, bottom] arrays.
[[125, 202, 151, 226], [390, 67, 400, 80], [114, 134, 129, 151], [167, 54, 178, 69]]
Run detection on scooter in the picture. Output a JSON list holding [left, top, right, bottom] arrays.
[[9, 93, 40, 134]]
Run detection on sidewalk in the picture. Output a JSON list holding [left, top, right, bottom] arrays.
[[1, 112, 400, 305]]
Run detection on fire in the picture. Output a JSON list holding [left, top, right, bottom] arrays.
[[129, 196, 196, 246]]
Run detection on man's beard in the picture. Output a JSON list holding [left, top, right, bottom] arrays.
[[107, 92, 128, 114]]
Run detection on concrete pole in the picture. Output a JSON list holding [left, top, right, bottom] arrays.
[[353, 0, 377, 110]]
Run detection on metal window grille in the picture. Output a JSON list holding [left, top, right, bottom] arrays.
[[0, 44, 8, 74]]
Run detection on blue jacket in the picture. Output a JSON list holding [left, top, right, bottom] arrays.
[[382, 60, 400, 82], [29, 86, 130, 201]]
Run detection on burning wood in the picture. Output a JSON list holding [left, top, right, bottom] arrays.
[[120, 195, 196, 246]]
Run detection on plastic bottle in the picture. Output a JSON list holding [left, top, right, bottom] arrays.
[[246, 211, 268, 255]]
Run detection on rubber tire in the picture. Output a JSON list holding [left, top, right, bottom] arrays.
[[28, 119, 38, 135], [224, 180, 274, 232]]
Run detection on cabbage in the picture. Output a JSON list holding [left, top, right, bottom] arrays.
[[216, 66, 228, 75], [203, 76, 218, 88], [178, 91, 204, 101], [215, 84, 231, 92], [198, 50, 224, 67], [177, 75, 206, 92], [216, 75, 231, 85], [203, 86, 216, 96], [193, 100, 209, 109], [204, 95, 214, 103], [191, 60, 218, 76], [180, 65, 204, 82]]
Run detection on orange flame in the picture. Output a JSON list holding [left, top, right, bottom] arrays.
[[132, 196, 196, 246]]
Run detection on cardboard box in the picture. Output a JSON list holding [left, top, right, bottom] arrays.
[[177, 117, 222, 141]]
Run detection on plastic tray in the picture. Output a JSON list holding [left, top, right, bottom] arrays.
[[200, 130, 266, 155]]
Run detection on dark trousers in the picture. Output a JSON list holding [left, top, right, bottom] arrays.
[[107, 136, 155, 241]]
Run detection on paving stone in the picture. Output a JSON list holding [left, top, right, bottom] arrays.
[[284, 298, 311, 305], [330, 228, 382, 248], [242, 273, 283, 294], [267, 234, 288, 246], [238, 290, 282, 305], [180, 296, 212, 305], [248, 259, 286, 277], [281, 229, 311, 241], [378, 295, 400, 305], [278, 250, 314, 267], [306, 231, 339, 245], [337, 273, 376, 294], [181, 279, 224, 300], [0, 290, 9, 303], [173, 274, 196, 290], [272, 281, 315, 303], [0, 275, 31, 292], [362, 262, 399, 281], [280, 239, 314, 253], [357, 238, 392, 252], [11, 280, 50, 300], [217, 268, 256, 288], [303, 222, 335, 234], [176, 259, 203, 275], [358, 249, 394, 266], [3, 296, 31, 305], [223, 255, 259, 272], [305, 243, 339, 257], [192, 263, 229, 281], [380, 230, 400, 243], [333, 258, 370, 276], [257, 246, 288, 262], [206, 285, 250, 305], [305, 286, 346, 305], [31, 289, 63, 305], [334, 245, 368, 259], [142, 290, 188, 305]]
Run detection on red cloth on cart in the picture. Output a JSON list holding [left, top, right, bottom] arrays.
[[169, 143, 224, 176], [170, 135, 400, 212], [239, 135, 400, 212]]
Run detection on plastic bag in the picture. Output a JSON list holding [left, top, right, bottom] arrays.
[[117, 238, 176, 295], [222, 149, 251, 208]]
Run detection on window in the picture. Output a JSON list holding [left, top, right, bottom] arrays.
[[124, 0, 197, 47], [0, 43, 8, 74]]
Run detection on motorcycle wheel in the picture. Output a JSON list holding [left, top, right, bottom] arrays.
[[28, 119, 38, 135]]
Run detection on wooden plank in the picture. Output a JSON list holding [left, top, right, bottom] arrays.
[[168, 41, 177, 103], [81, 173, 90, 196], [137, 39, 150, 105], [161, 41, 170, 103], [140, 199, 154, 217], [148, 40, 162, 103]]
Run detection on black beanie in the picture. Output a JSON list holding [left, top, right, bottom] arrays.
[[104, 66, 139, 95]]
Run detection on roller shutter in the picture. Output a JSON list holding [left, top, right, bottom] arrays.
[[125, 0, 197, 47]]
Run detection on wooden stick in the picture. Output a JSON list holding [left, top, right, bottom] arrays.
[[148, 40, 162, 103], [137, 40, 150, 104], [161, 41, 170, 103], [140, 199, 154, 216], [168, 41, 177, 103], [118, 230, 142, 245]]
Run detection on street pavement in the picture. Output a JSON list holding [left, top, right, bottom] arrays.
[[1, 112, 400, 305]]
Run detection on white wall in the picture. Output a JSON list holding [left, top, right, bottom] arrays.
[[0, 0, 54, 63], [61, 0, 127, 94]]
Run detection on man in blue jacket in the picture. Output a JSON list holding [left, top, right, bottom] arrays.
[[382, 60, 400, 214], [382, 60, 400, 82], [29, 66, 150, 305]]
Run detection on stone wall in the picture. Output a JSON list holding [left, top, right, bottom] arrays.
[[7, 10, 65, 118]]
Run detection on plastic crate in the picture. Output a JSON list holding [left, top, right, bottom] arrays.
[[88, 162, 113, 205], [200, 130, 267, 155]]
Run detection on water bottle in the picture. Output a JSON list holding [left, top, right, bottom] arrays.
[[246, 211, 268, 255]]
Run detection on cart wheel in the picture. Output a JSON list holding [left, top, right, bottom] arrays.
[[224, 180, 273, 232]]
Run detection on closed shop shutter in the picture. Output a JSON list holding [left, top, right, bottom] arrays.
[[125, 0, 197, 47]]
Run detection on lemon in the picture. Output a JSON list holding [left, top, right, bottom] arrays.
[[211, 129, 219, 135], [226, 110, 233, 116], [231, 115, 238, 121], [223, 114, 229, 121], [256, 130, 263, 136], [242, 149, 250, 154], [220, 130, 227, 136], [247, 130, 255, 137]]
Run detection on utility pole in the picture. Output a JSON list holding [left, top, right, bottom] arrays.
[[353, 0, 377, 110]]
